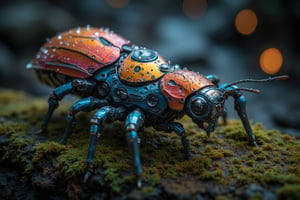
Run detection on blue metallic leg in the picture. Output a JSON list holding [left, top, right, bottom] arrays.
[[222, 107, 228, 125], [234, 94, 259, 147], [154, 122, 190, 159], [37, 82, 73, 134], [125, 109, 144, 188], [84, 106, 126, 182], [37, 79, 95, 134], [60, 97, 108, 144]]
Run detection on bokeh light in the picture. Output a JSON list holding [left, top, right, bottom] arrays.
[[259, 48, 283, 74], [106, 0, 130, 8], [183, 0, 207, 19], [235, 9, 258, 35]]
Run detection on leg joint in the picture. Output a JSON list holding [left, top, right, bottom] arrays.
[[126, 130, 138, 142], [126, 124, 137, 132], [155, 122, 185, 136], [72, 79, 95, 93], [125, 109, 144, 131], [66, 114, 75, 123], [90, 116, 102, 125], [48, 96, 59, 108]]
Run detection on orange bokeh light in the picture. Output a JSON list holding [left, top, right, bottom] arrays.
[[235, 9, 258, 35], [259, 48, 283, 75], [106, 0, 130, 8], [183, 0, 207, 19]]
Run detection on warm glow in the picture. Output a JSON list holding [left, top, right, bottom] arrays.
[[183, 0, 207, 19], [235, 9, 258, 35], [106, 0, 130, 8], [260, 48, 283, 74]]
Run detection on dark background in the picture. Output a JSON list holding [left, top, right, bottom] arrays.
[[0, 0, 299, 136]]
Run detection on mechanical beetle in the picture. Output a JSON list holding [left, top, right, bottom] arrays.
[[27, 26, 287, 188]]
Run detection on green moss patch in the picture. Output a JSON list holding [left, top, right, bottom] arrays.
[[0, 89, 299, 199]]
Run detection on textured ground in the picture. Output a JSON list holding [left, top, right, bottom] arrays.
[[0, 89, 299, 200]]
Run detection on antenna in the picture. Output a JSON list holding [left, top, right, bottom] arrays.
[[222, 75, 288, 96], [223, 75, 288, 89]]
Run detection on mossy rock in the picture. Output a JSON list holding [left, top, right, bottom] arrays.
[[0, 89, 299, 200]]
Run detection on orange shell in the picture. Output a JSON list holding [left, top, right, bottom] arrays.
[[160, 70, 214, 111], [118, 52, 167, 84], [29, 26, 131, 78]]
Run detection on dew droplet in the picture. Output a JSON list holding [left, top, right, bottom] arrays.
[[94, 32, 99, 36], [76, 27, 81, 34], [57, 35, 62, 40], [42, 48, 48, 54], [59, 41, 63, 45], [26, 63, 32, 69], [86, 24, 91, 30], [52, 48, 56, 52]]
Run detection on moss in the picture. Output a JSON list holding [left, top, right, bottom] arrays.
[[142, 186, 154, 197], [232, 158, 242, 164], [104, 168, 124, 192], [215, 195, 233, 200], [200, 169, 223, 181], [33, 141, 68, 162], [277, 184, 300, 200], [263, 172, 300, 185], [222, 149, 234, 157], [143, 167, 161, 186], [0, 89, 300, 198], [8, 132, 33, 148], [0, 121, 29, 136], [0, 90, 27, 105], [249, 193, 264, 200]]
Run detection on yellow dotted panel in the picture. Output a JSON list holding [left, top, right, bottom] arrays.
[[118, 53, 167, 84]]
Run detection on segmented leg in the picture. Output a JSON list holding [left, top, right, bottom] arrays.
[[233, 94, 259, 147], [125, 109, 144, 188], [84, 106, 126, 182], [60, 97, 108, 144], [154, 122, 191, 159], [222, 107, 228, 125], [37, 79, 95, 133]]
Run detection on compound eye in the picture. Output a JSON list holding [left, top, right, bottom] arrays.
[[191, 97, 207, 115]]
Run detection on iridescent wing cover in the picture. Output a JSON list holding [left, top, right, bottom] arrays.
[[28, 26, 131, 78]]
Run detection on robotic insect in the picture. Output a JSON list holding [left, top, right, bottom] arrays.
[[27, 26, 287, 187]]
